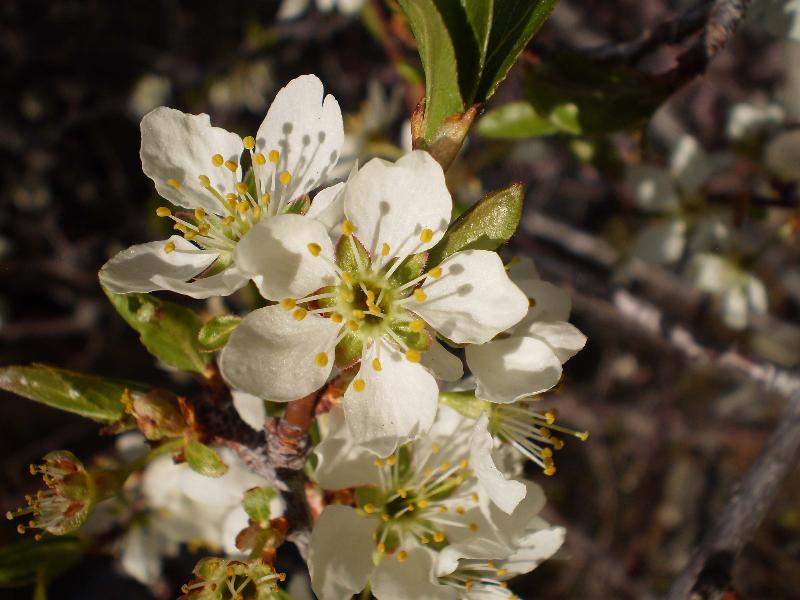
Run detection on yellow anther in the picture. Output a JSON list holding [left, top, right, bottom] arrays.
[[260, 193, 271, 205], [330, 312, 343, 324], [539, 427, 551, 439], [416, 500, 429, 509], [373, 458, 384, 468], [243, 135, 255, 150], [496, 568, 508, 577], [222, 215, 235, 226], [413, 289, 427, 302], [459, 458, 469, 469], [315, 352, 329, 367], [551, 438, 565, 450], [166, 178, 181, 190], [194, 208, 206, 220], [381, 514, 390, 522], [545, 409, 558, 424], [365, 290, 376, 303], [577, 431, 590, 441], [439, 462, 450, 471], [381, 243, 390, 256], [433, 532, 445, 543], [212, 154, 224, 167], [235, 182, 248, 194], [431, 442, 440, 454], [198, 224, 210, 235], [184, 230, 196, 241], [224, 160, 238, 172], [292, 308, 307, 321], [397, 551, 408, 562], [427, 266, 442, 279], [420, 536, 429, 544], [405, 349, 422, 363], [237, 201, 249, 213], [341, 272, 354, 284], [254, 153, 266, 165], [156, 206, 171, 217], [269, 150, 280, 163], [528, 297, 537, 307], [363, 503, 376, 514], [164, 241, 176, 253], [352, 309, 365, 320], [279, 171, 292, 186], [342, 290, 355, 303], [280, 298, 296, 310], [372, 358, 382, 372], [252, 205, 262, 221], [409, 319, 425, 333], [465, 581, 474, 591], [455, 506, 466, 515], [307, 243, 322, 257], [341, 220, 356, 236], [386, 454, 397, 466], [198, 174, 211, 187], [225, 193, 238, 206], [541, 448, 553, 458], [16, 524, 25, 535], [419, 228, 434, 243], [352, 378, 365, 392], [377, 543, 386, 554], [278, 573, 286, 582], [397, 488, 407, 498], [346, 320, 359, 332], [471, 493, 479, 503], [544, 465, 557, 476], [468, 522, 479, 532]]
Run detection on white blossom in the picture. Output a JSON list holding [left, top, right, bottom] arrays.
[[277, 0, 364, 20]]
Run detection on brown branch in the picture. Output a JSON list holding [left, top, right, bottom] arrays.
[[665, 390, 800, 599]]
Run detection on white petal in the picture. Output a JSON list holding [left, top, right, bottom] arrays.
[[140, 107, 243, 212], [670, 134, 710, 195], [344, 151, 451, 261], [747, 276, 768, 315], [488, 480, 547, 548], [255, 75, 344, 201], [150, 263, 249, 299], [471, 413, 526, 514], [120, 526, 164, 584], [466, 336, 562, 403], [499, 525, 565, 575], [314, 407, 382, 490], [690, 253, 729, 294], [371, 547, 456, 600], [277, 0, 310, 19], [420, 339, 463, 381], [306, 182, 346, 231], [99, 236, 216, 294], [721, 286, 748, 330], [309, 506, 375, 600], [519, 280, 572, 325], [222, 505, 250, 555], [632, 220, 686, 265], [526, 321, 587, 363], [416, 250, 528, 344], [236, 213, 337, 300], [626, 165, 678, 212], [220, 305, 340, 402], [232, 391, 266, 431], [180, 447, 266, 507], [343, 341, 438, 456]]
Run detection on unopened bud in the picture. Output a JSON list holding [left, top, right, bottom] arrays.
[[123, 388, 185, 440]]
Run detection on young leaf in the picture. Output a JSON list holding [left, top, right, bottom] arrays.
[[185, 440, 229, 477], [243, 486, 278, 526], [427, 183, 524, 266], [0, 364, 143, 422], [104, 290, 210, 375], [477, 101, 559, 139], [198, 315, 242, 352], [0, 536, 85, 588]]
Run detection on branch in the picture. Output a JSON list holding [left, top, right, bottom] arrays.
[[665, 390, 800, 599]]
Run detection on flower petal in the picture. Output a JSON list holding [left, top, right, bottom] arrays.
[[314, 406, 382, 490], [670, 134, 710, 196], [179, 447, 266, 507], [526, 321, 587, 364], [231, 391, 266, 431], [150, 263, 249, 299], [343, 340, 439, 456], [416, 250, 528, 344], [372, 547, 456, 600], [140, 107, 243, 212], [471, 413, 526, 514], [632, 220, 687, 265], [466, 335, 562, 403], [235, 213, 337, 300], [507, 258, 572, 324], [306, 182, 346, 231], [255, 75, 344, 202], [489, 481, 548, 548], [625, 165, 678, 212], [420, 339, 463, 381], [344, 151, 451, 261], [99, 236, 216, 294], [498, 525, 565, 575], [120, 526, 164, 584], [309, 506, 375, 600], [220, 305, 340, 402], [221, 505, 250, 555]]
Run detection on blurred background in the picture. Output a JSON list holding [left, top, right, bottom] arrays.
[[1, 0, 799, 598]]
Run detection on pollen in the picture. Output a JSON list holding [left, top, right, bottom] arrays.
[[243, 135, 255, 150], [307, 243, 322, 257], [237, 201, 249, 213], [292, 308, 307, 321], [164, 241, 176, 253], [433, 531, 445, 543], [416, 499, 429, 509], [352, 378, 366, 392], [346, 320, 359, 332], [352, 309, 365, 320], [212, 154, 224, 167], [544, 465, 557, 476], [381, 243, 390, 256], [314, 352, 329, 367], [419, 228, 433, 243], [166, 178, 181, 190], [331, 312, 343, 324], [427, 266, 442, 279], [280, 298, 296, 310], [341, 272, 354, 284], [194, 208, 206, 220], [413, 289, 427, 302], [371, 358, 382, 371], [363, 503, 376, 514], [397, 551, 408, 562], [254, 153, 266, 165], [269, 150, 280, 163], [235, 182, 248, 194], [409, 319, 425, 333], [405, 349, 422, 363], [198, 175, 211, 187], [342, 220, 356, 236], [156, 206, 171, 217], [279, 171, 292, 186], [377, 543, 386, 554], [222, 215, 235, 226]]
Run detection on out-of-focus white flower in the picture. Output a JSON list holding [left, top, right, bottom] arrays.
[[221, 150, 527, 456], [100, 74, 344, 299], [232, 390, 267, 430], [690, 253, 768, 330], [129, 74, 171, 118], [748, 0, 800, 41], [277, 0, 364, 20], [727, 100, 784, 143], [209, 60, 275, 113]]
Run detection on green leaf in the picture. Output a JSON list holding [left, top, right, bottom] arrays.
[[477, 101, 559, 139], [243, 487, 277, 526], [438, 391, 491, 420], [104, 290, 210, 375], [198, 315, 242, 352], [428, 183, 524, 266], [185, 440, 229, 478], [0, 536, 86, 588], [0, 364, 142, 422]]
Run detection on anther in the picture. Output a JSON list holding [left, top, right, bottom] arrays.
[[194, 208, 206, 220], [235, 182, 248, 195], [307, 243, 322, 257], [409, 320, 425, 333], [413, 289, 427, 302], [427, 266, 442, 279], [371, 358, 382, 371], [156, 207, 171, 217], [280, 298, 296, 310], [544, 465, 557, 476], [269, 150, 280, 163], [315, 353, 329, 367], [166, 178, 181, 190], [292, 308, 307, 321], [352, 309, 365, 320], [405, 349, 422, 363], [330, 313, 343, 324], [341, 220, 356, 236], [419, 228, 433, 243], [416, 500, 429, 509], [341, 272, 354, 284], [363, 503, 376, 514], [373, 458, 384, 468], [279, 171, 292, 186], [212, 154, 224, 167], [381, 243, 390, 256], [243, 136, 255, 150], [164, 241, 176, 253], [198, 174, 211, 187], [433, 531, 445, 543], [252, 206, 262, 220], [254, 153, 266, 165], [222, 216, 235, 226], [260, 193, 270, 205], [377, 543, 386, 554], [346, 320, 359, 332], [237, 201, 249, 214], [352, 379, 366, 392], [455, 506, 465, 515], [397, 551, 408, 562], [224, 160, 238, 172], [386, 455, 396, 466], [468, 522, 479, 532]]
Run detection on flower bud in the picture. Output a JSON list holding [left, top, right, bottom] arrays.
[[180, 557, 285, 599], [122, 388, 185, 440], [6, 450, 93, 537]]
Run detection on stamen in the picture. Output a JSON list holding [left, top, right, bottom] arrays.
[[341, 220, 356, 236], [307, 243, 322, 257], [414, 289, 427, 302], [212, 154, 224, 167], [372, 358, 382, 371], [279, 171, 292, 186], [315, 352, 329, 367], [243, 136, 256, 150], [409, 320, 425, 333], [280, 299, 296, 310], [254, 153, 266, 165], [269, 150, 280, 163], [419, 228, 433, 243], [166, 178, 181, 190], [405, 349, 422, 363], [292, 308, 307, 321], [224, 159, 238, 172], [156, 206, 171, 217], [352, 378, 366, 392], [428, 266, 442, 279], [164, 242, 176, 253]]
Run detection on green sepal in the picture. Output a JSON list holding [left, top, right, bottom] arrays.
[[103, 289, 210, 375], [0, 536, 86, 588], [390, 322, 432, 352], [198, 315, 242, 352], [243, 486, 278, 527], [427, 183, 524, 266], [0, 364, 144, 423], [438, 391, 490, 419], [387, 252, 428, 288], [185, 440, 229, 478], [335, 234, 370, 273], [334, 332, 363, 369]]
